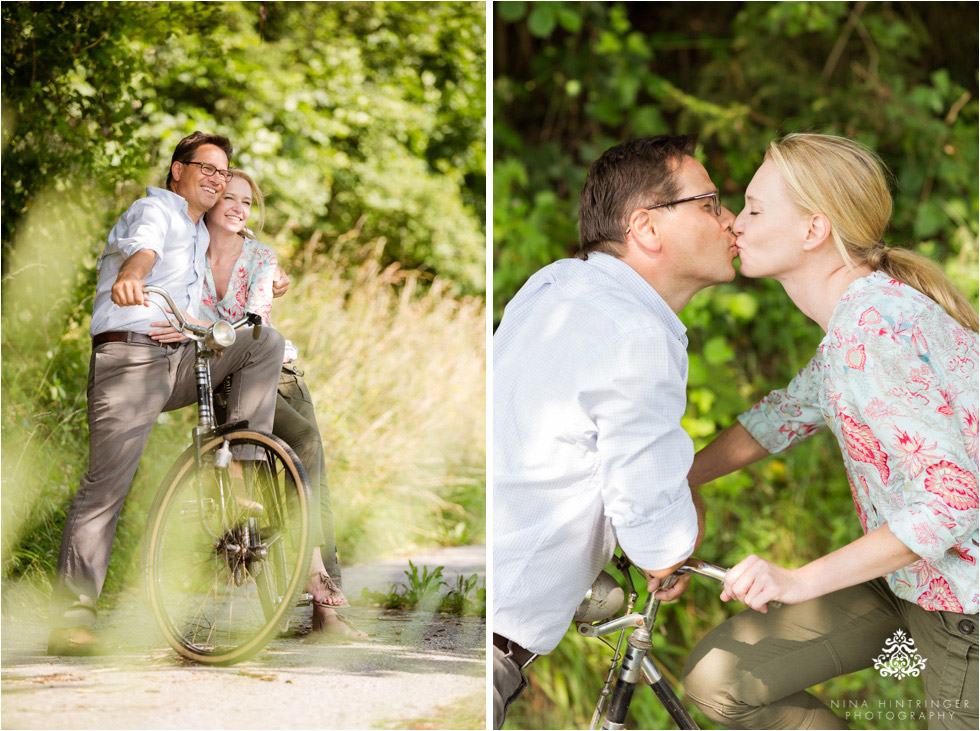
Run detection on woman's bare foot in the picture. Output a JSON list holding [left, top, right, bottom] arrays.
[[306, 571, 349, 607], [312, 604, 368, 639]]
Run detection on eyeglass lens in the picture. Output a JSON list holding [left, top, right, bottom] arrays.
[[187, 161, 232, 181]]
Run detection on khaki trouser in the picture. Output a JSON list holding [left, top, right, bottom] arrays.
[[493, 644, 530, 730], [272, 364, 340, 582], [683, 577, 978, 730], [51, 328, 285, 628]]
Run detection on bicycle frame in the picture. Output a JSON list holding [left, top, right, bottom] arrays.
[[577, 555, 729, 730], [142, 286, 264, 538]]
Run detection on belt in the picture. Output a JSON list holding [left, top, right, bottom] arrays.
[[493, 633, 537, 669], [92, 331, 180, 349]]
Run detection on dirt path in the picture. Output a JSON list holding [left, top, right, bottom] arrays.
[[0, 545, 486, 730]]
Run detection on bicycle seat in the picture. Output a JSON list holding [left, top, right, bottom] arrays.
[[572, 570, 625, 623]]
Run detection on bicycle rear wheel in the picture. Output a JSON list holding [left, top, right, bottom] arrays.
[[142, 429, 312, 665]]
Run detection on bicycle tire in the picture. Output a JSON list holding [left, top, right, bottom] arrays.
[[142, 429, 312, 665]]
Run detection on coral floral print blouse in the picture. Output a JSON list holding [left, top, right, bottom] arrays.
[[739, 271, 979, 614], [200, 237, 277, 326]]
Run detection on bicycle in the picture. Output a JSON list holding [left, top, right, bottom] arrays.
[[574, 552, 769, 730], [138, 286, 313, 665]]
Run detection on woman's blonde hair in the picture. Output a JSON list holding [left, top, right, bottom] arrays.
[[767, 133, 978, 331], [228, 168, 265, 238]]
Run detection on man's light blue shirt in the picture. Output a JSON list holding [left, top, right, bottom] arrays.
[[90, 187, 209, 336], [494, 253, 699, 655]]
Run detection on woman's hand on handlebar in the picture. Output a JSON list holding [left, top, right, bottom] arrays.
[[148, 308, 207, 343], [721, 554, 808, 612]]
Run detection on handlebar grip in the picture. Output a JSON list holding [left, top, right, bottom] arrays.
[[245, 312, 263, 340]]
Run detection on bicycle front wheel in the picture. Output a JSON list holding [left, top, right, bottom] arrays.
[[142, 429, 312, 665]]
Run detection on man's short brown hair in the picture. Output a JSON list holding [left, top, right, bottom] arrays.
[[578, 135, 698, 258], [165, 132, 234, 191]]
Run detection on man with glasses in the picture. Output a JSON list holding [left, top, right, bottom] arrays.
[[47, 132, 286, 655], [493, 135, 739, 727]]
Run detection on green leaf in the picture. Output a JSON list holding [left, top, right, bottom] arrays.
[[703, 336, 735, 365], [496, 1, 527, 22], [915, 200, 947, 238], [556, 8, 583, 33], [527, 4, 557, 38], [727, 292, 759, 321]]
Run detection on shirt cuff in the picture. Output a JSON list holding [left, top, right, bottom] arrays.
[[886, 507, 959, 564], [115, 239, 164, 264], [614, 490, 699, 572], [737, 409, 784, 455]]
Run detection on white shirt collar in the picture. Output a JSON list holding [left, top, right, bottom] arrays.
[[585, 252, 688, 345]]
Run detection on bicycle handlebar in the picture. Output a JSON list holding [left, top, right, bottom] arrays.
[[671, 558, 782, 608], [674, 558, 728, 584], [578, 556, 781, 637], [142, 286, 261, 350]]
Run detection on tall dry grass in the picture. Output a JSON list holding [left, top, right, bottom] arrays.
[[273, 239, 486, 562]]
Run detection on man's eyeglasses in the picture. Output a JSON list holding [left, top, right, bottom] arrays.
[[626, 192, 721, 235], [182, 161, 233, 182], [645, 191, 721, 217]]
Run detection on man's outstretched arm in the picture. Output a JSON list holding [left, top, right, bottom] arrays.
[[111, 249, 157, 307], [687, 422, 769, 488]]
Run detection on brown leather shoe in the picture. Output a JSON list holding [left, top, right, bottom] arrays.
[[47, 626, 110, 656]]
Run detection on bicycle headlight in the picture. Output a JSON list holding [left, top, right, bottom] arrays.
[[572, 570, 625, 624], [206, 320, 237, 350]]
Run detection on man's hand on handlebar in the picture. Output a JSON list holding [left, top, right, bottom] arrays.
[[111, 271, 149, 307], [111, 249, 157, 306], [645, 571, 692, 602], [640, 569, 691, 602]]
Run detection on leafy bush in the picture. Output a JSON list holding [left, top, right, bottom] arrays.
[[2, 1, 486, 292], [495, 3, 977, 729]]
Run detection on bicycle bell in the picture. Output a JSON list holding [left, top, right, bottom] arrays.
[[205, 320, 237, 350], [572, 570, 625, 623]]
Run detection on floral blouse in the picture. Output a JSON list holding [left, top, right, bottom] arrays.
[[739, 271, 979, 614], [200, 237, 277, 326]]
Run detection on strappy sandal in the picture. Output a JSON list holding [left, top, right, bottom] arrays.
[[306, 571, 349, 608], [312, 608, 368, 640]]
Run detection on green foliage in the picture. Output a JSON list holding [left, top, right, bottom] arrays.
[[496, 3, 977, 729], [2, 1, 486, 292], [494, 1, 978, 320], [360, 562, 486, 617]]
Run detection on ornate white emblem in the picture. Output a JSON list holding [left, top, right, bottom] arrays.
[[873, 629, 927, 679]]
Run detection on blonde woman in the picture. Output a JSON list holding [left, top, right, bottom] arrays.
[[150, 170, 365, 639], [682, 134, 978, 729]]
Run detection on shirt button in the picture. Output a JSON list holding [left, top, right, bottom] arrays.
[[958, 619, 975, 635]]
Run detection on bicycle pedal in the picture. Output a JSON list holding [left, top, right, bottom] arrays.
[[297, 592, 313, 606]]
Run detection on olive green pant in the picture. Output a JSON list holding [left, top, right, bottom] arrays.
[[682, 578, 978, 729], [217, 364, 341, 582], [273, 365, 341, 583]]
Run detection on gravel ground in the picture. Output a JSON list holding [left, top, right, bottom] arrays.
[[0, 545, 486, 730]]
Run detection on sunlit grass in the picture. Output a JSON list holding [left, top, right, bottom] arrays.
[[273, 240, 486, 563]]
